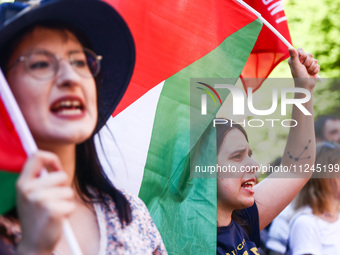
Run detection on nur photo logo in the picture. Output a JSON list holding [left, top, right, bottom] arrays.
[[196, 81, 312, 117]]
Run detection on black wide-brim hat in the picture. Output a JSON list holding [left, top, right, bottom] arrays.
[[0, 0, 135, 130]]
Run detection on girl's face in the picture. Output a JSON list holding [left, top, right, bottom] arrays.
[[6, 27, 97, 148], [217, 128, 258, 211]]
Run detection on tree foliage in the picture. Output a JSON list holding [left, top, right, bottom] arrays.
[[247, 0, 340, 168], [272, 0, 340, 117]]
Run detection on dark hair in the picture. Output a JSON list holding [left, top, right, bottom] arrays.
[[1, 22, 132, 226], [215, 118, 251, 235], [75, 135, 132, 226], [314, 115, 339, 140]]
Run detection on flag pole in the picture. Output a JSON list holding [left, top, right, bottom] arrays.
[[0, 69, 83, 255], [236, 0, 321, 80], [236, 0, 293, 49]]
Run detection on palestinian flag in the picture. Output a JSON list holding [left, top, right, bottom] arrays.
[[98, 0, 262, 254], [0, 70, 27, 215]]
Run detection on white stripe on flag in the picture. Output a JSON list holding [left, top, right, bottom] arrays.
[[95, 81, 165, 195]]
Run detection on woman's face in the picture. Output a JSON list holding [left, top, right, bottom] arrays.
[[6, 27, 97, 148], [217, 128, 258, 211]]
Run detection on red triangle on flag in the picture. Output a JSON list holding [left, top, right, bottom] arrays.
[[105, 0, 258, 116], [0, 97, 27, 173]]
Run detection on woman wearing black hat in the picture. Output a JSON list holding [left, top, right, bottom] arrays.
[[0, 0, 166, 254]]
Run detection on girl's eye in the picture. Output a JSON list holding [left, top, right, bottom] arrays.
[[71, 59, 87, 68], [29, 61, 50, 70], [231, 154, 241, 160]]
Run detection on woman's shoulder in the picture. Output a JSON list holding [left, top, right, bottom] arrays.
[[290, 206, 318, 233], [291, 206, 315, 223], [95, 187, 146, 210], [121, 190, 145, 204], [291, 213, 316, 227], [99, 189, 152, 222], [99, 189, 167, 254], [118, 190, 149, 213]]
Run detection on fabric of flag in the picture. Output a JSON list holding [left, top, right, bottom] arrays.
[[0, 89, 27, 215], [240, 0, 292, 92], [96, 0, 262, 254]]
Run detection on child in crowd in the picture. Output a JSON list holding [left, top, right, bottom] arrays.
[[216, 48, 320, 254]]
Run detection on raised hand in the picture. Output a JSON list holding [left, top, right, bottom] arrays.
[[16, 151, 75, 255], [288, 48, 320, 91]]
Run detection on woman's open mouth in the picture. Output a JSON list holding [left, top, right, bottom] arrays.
[[51, 97, 85, 117], [241, 178, 256, 194]]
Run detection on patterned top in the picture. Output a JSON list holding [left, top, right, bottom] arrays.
[[0, 191, 167, 255], [96, 191, 167, 254]]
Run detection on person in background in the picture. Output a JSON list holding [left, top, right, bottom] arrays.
[[216, 48, 320, 254], [315, 115, 340, 144], [288, 142, 340, 254], [266, 115, 340, 255]]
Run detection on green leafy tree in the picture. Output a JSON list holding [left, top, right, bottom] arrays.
[[247, 0, 340, 170], [272, 0, 340, 117]]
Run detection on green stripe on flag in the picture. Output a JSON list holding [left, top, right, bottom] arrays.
[[139, 20, 262, 255], [0, 170, 18, 215]]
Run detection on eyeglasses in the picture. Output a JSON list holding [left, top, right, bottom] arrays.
[[8, 48, 102, 80]]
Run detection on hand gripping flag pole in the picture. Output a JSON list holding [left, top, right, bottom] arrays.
[[0, 68, 83, 255], [236, 0, 321, 80]]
